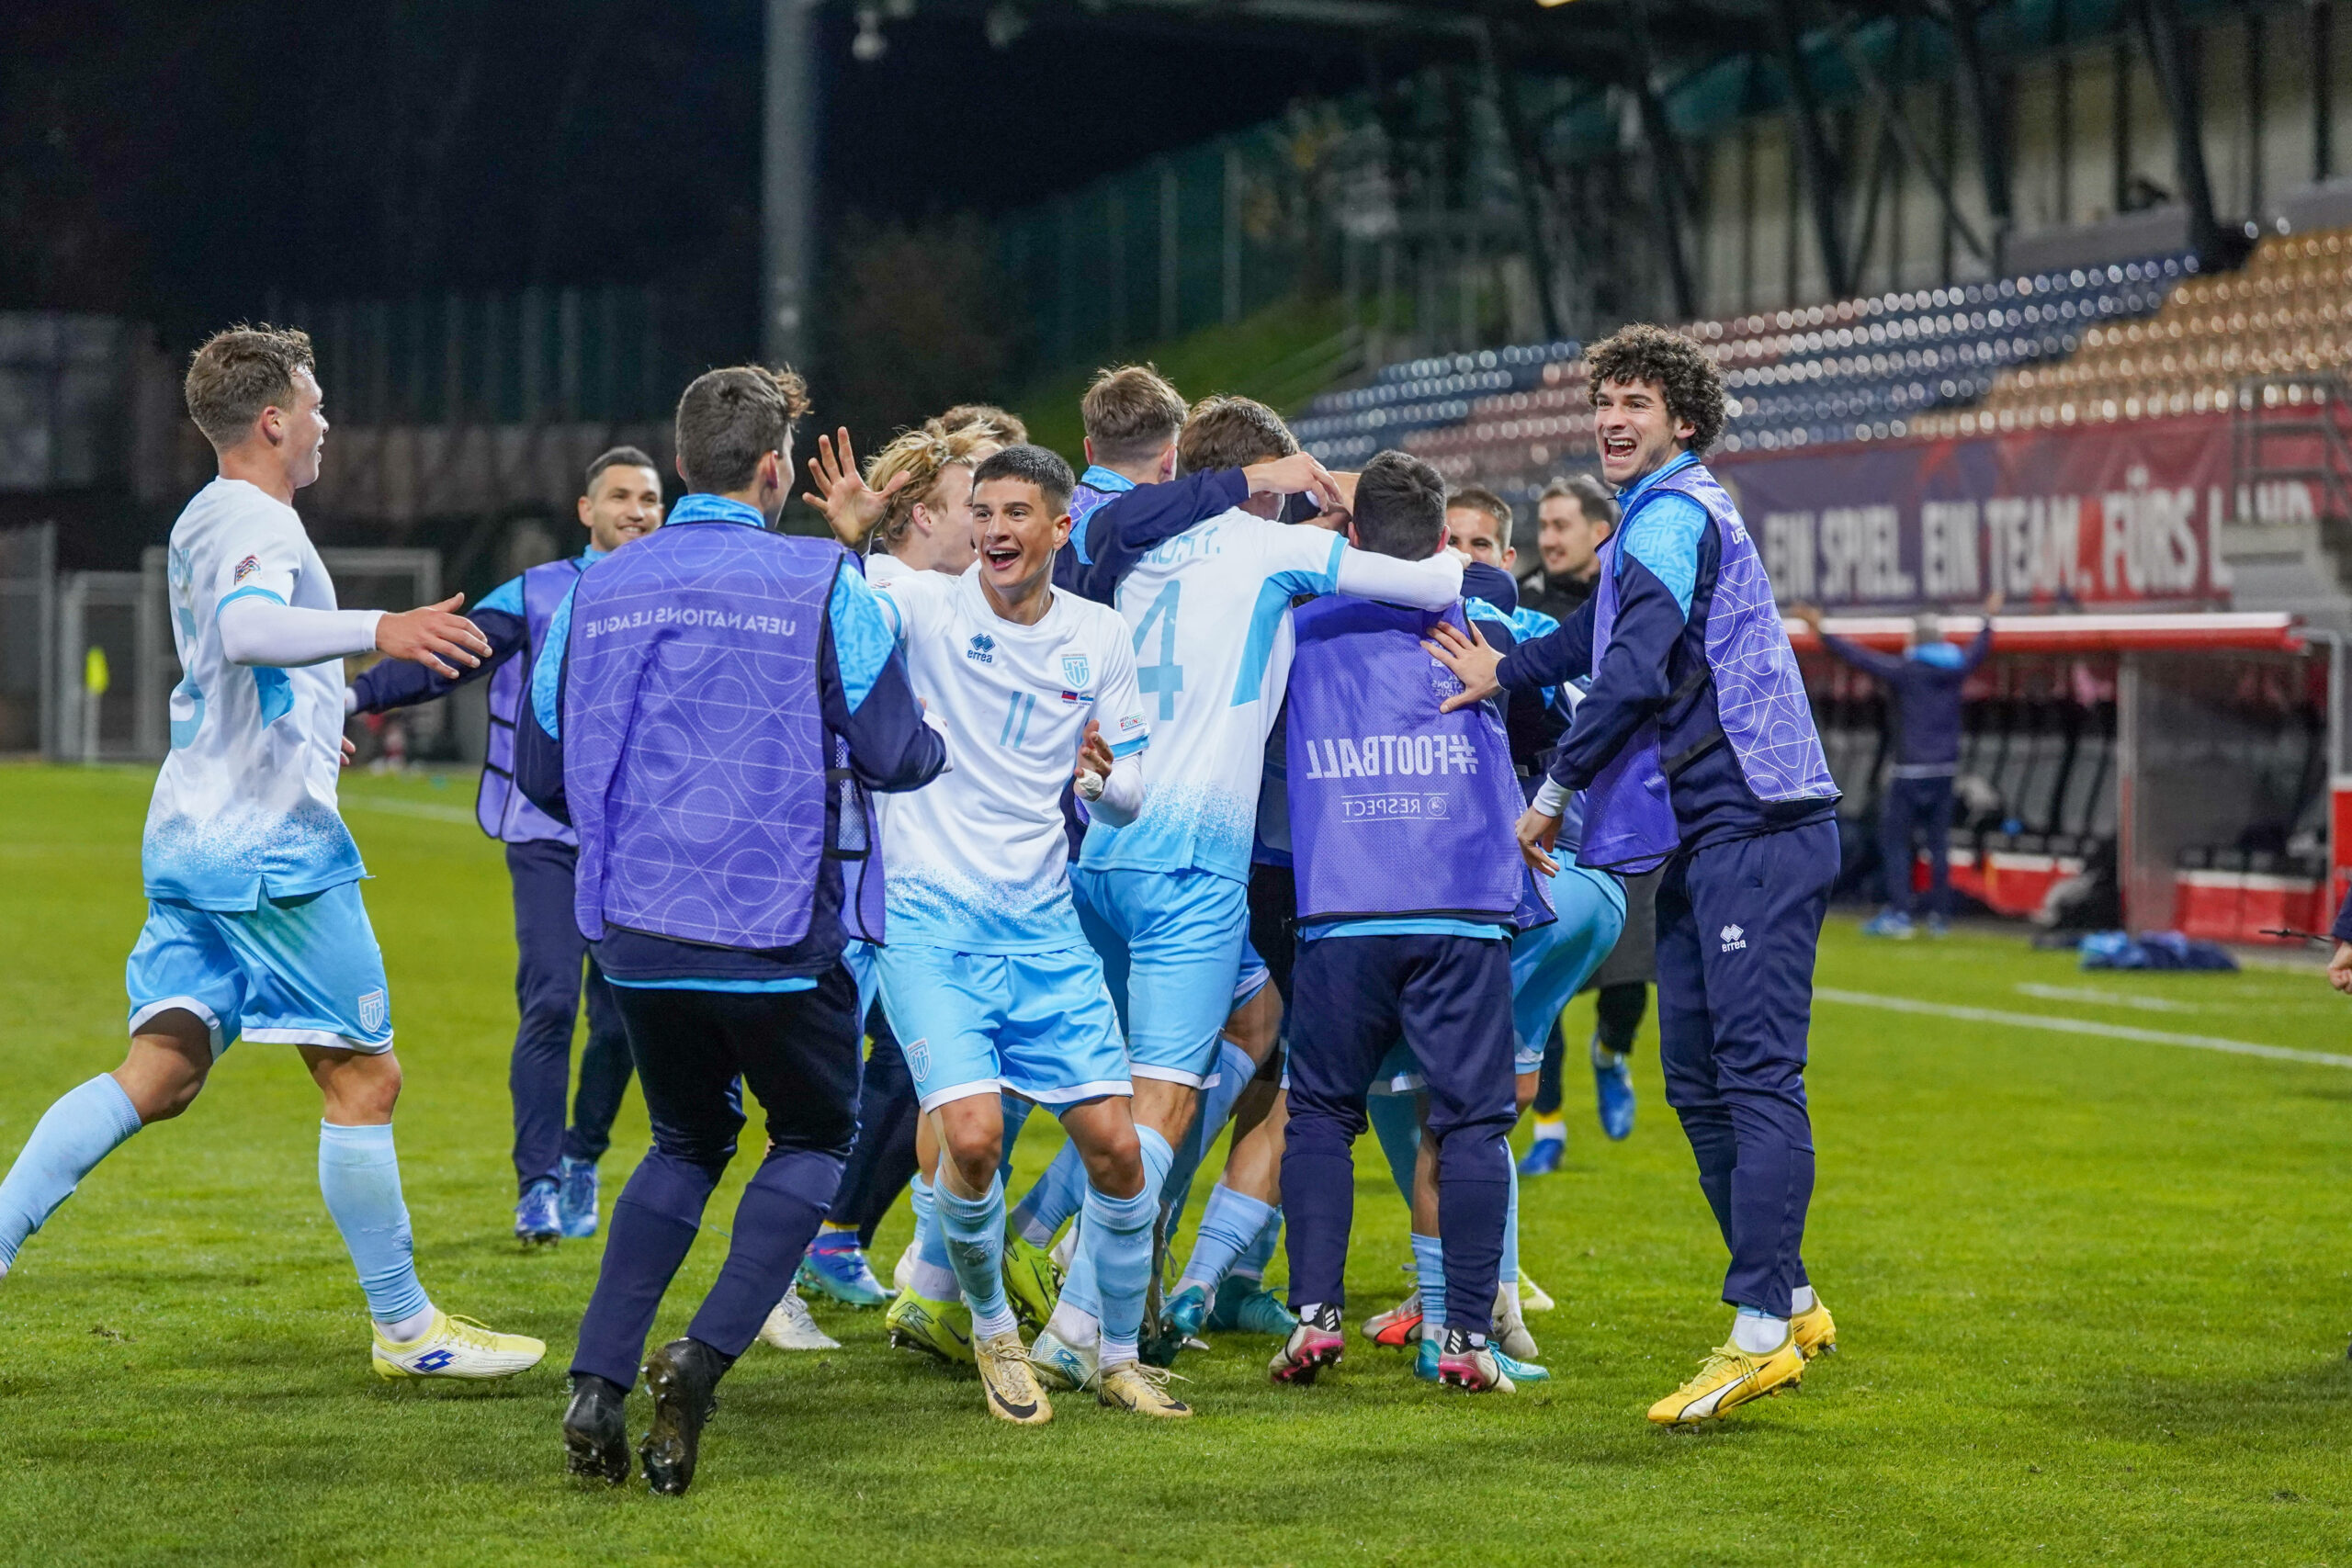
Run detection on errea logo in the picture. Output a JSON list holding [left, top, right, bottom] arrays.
[[967, 633, 995, 664], [1719, 923, 1747, 953]]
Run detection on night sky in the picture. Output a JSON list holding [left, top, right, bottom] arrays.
[[1, 1, 1363, 341]]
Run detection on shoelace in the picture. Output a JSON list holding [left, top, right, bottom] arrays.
[[1110, 1360, 1191, 1396], [441, 1314, 515, 1348], [1677, 1345, 1753, 1393]]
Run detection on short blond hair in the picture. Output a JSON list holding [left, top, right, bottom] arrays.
[[931, 403, 1028, 446], [185, 324, 315, 450], [867, 425, 986, 552], [1080, 365, 1187, 466]]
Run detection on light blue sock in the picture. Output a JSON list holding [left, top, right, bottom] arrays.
[[907, 1173, 959, 1301], [997, 1093, 1034, 1183], [1409, 1231, 1446, 1338], [1010, 1138, 1088, 1248], [1085, 1124, 1171, 1364], [1176, 1183, 1275, 1296], [1231, 1206, 1283, 1284], [317, 1122, 431, 1329], [934, 1172, 1015, 1338], [1365, 1091, 1421, 1206], [0, 1075, 142, 1269], [1500, 1154, 1521, 1286]]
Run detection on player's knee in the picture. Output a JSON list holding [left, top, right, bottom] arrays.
[[1080, 1127, 1142, 1193], [941, 1124, 1002, 1189]]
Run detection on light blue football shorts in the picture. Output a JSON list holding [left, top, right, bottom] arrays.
[[125, 881, 394, 1056], [1070, 864, 1249, 1089], [874, 942, 1131, 1113]]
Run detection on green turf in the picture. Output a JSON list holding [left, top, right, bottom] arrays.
[[3, 762, 2348, 1565]]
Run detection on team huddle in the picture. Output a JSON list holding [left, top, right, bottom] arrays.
[[0, 319, 1844, 1495]]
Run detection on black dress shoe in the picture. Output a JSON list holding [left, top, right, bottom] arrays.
[[639, 1338, 729, 1495], [562, 1373, 630, 1486]]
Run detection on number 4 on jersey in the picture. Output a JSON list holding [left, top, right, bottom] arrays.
[[1132, 581, 1183, 720]]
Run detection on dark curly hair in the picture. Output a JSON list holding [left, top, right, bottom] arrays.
[[1583, 324, 1725, 455]]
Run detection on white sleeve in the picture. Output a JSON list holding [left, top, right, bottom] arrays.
[[1332, 547, 1464, 610], [1087, 749, 1147, 828], [1532, 777, 1571, 818], [217, 595, 383, 668], [1091, 614, 1150, 761]]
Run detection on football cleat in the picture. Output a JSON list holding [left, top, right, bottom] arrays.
[[1206, 1276, 1297, 1337], [1860, 909, 1915, 940], [1142, 1284, 1209, 1368], [1028, 1327, 1097, 1393], [884, 1290, 974, 1365], [1646, 1336, 1804, 1425], [639, 1337, 725, 1495], [797, 1236, 893, 1310], [514, 1179, 560, 1247], [1791, 1296, 1838, 1359], [756, 1286, 840, 1351], [372, 1309, 546, 1381], [562, 1373, 630, 1485], [1097, 1359, 1192, 1418], [1413, 1335, 1441, 1382], [1436, 1338, 1516, 1393], [1269, 1321, 1346, 1385], [1493, 1346, 1550, 1383], [1516, 1135, 1566, 1177], [556, 1156, 601, 1239], [1518, 1272, 1556, 1314], [1594, 1044, 1636, 1141], [1494, 1281, 1539, 1361], [1001, 1235, 1064, 1333], [975, 1331, 1054, 1425], [1363, 1289, 1422, 1348]]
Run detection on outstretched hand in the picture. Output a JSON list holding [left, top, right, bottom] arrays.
[[1789, 602, 1826, 635], [800, 426, 908, 547], [377, 595, 490, 680], [2330, 941, 2352, 996], [1421, 619, 1505, 712], [1243, 452, 1347, 518]]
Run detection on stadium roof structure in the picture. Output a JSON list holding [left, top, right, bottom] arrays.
[[764, 0, 2236, 356]]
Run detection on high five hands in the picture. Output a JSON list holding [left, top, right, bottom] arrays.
[[801, 427, 911, 548]]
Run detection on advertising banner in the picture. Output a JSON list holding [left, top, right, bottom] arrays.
[[1712, 413, 2275, 610]]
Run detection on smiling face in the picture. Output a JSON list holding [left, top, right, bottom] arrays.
[[1592, 377, 1696, 488], [968, 475, 1069, 617], [1537, 492, 1608, 581], [278, 367, 328, 490], [579, 464, 664, 553], [912, 461, 979, 573], [1444, 504, 1513, 570]]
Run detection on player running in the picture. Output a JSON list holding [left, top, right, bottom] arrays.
[[869, 445, 1182, 1422], [348, 446, 662, 1246], [0, 325, 543, 1380]]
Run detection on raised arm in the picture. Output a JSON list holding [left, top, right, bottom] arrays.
[[820, 565, 946, 793]]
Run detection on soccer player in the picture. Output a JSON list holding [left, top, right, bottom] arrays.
[[1040, 395, 1460, 1375], [790, 422, 988, 1312], [1794, 594, 2001, 939], [1426, 323, 1843, 1425], [0, 325, 543, 1379], [869, 444, 1185, 1421], [1269, 450, 1538, 1395], [525, 366, 945, 1493], [348, 446, 662, 1245]]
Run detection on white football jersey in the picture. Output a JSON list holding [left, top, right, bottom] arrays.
[[1080, 509, 1345, 881], [143, 478, 366, 909], [875, 566, 1148, 953]]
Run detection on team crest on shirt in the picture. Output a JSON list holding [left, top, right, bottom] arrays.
[[356, 988, 388, 1032], [902, 1036, 931, 1079], [232, 555, 260, 584], [1061, 654, 1090, 688], [967, 634, 995, 664]]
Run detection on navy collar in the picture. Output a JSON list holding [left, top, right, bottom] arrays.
[[667, 493, 771, 528]]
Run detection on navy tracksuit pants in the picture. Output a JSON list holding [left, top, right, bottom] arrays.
[[571, 965, 863, 1387], [506, 839, 636, 1196], [1880, 774, 1955, 918], [1654, 818, 1837, 1318], [1282, 932, 1518, 1337]]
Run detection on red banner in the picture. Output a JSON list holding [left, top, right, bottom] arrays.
[[1712, 413, 2267, 609]]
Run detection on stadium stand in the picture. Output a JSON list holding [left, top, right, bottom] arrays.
[[1925, 227, 2352, 435], [1293, 258, 2194, 502]]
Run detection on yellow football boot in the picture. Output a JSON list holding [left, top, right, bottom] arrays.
[[1646, 1335, 1804, 1425], [370, 1309, 545, 1380], [975, 1331, 1053, 1425], [1001, 1234, 1063, 1334], [1097, 1359, 1193, 1418], [1791, 1297, 1838, 1359], [884, 1290, 975, 1365]]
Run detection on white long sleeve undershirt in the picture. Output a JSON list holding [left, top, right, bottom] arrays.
[[1086, 751, 1147, 828], [1331, 547, 1463, 609], [217, 596, 383, 668]]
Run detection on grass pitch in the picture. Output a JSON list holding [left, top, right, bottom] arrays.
[[2, 763, 2348, 1566]]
